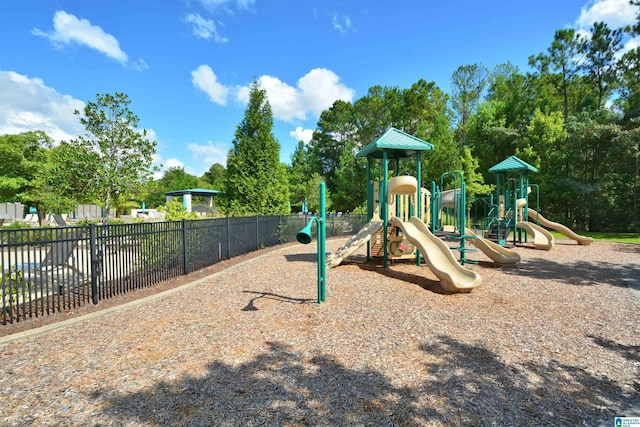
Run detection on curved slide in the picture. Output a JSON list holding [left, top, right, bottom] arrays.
[[389, 216, 481, 293], [527, 208, 593, 245], [464, 228, 521, 265], [516, 221, 554, 250], [326, 221, 383, 268]]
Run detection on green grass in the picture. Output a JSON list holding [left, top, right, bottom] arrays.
[[504, 230, 640, 244], [549, 231, 640, 244]]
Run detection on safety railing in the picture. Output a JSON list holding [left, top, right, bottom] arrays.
[[1, 214, 366, 325]]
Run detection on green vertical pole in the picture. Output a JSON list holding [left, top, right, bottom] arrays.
[[318, 182, 326, 303], [366, 158, 372, 222], [516, 190, 526, 245], [366, 157, 372, 261], [431, 181, 437, 233], [382, 150, 389, 268], [460, 180, 467, 265], [416, 152, 422, 266]]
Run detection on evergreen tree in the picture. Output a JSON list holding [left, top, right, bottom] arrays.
[[287, 141, 314, 211], [528, 29, 586, 122], [582, 21, 623, 109], [202, 163, 226, 190], [224, 81, 290, 215], [450, 63, 489, 147]]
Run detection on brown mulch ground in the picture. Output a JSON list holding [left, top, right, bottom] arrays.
[[0, 238, 639, 426]]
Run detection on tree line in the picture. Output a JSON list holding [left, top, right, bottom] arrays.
[[1, 2, 639, 231]]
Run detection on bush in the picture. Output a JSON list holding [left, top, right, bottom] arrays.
[[158, 201, 198, 221]]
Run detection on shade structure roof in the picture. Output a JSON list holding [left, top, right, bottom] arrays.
[[488, 156, 538, 173], [356, 127, 434, 159], [164, 188, 222, 197]]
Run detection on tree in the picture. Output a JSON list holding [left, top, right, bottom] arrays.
[[450, 64, 489, 146], [144, 167, 202, 208], [466, 100, 521, 178], [352, 86, 392, 146], [417, 113, 461, 185], [287, 141, 315, 211], [202, 163, 226, 190], [630, 0, 640, 36], [617, 47, 640, 122], [529, 29, 586, 122], [309, 100, 357, 178], [0, 132, 48, 202], [224, 81, 290, 215], [330, 139, 366, 213], [0, 131, 77, 225], [304, 173, 332, 213], [486, 63, 537, 130], [69, 92, 157, 223], [582, 21, 623, 109]]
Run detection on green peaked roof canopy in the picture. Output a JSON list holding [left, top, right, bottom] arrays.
[[356, 127, 434, 159], [488, 156, 538, 173], [164, 188, 222, 196]]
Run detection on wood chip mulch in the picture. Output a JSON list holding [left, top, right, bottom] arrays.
[[0, 238, 638, 426]]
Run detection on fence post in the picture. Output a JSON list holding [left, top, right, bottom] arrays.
[[182, 219, 189, 275], [226, 215, 231, 259], [256, 215, 259, 251], [90, 223, 99, 305], [332, 214, 336, 237]]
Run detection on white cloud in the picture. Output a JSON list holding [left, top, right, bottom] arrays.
[[297, 68, 355, 117], [187, 140, 228, 165], [165, 158, 185, 169], [625, 37, 640, 52], [332, 14, 352, 34], [192, 65, 229, 105], [576, 0, 637, 30], [575, 0, 640, 57], [255, 75, 306, 121], [0, 70, 84, 142], [185, 13, 228, 43], [235, 85, 251, 104], [198, 0, 255, 11], [33, 10, 130, 65], [151, 153, 165, 179], [133, 59, 149, 71], [194, 65, 355, 122], [289, 127, 313, 144], [235, 68, 355, 122]]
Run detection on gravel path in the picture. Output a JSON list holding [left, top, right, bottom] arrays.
[[0, 238, 638, 426]]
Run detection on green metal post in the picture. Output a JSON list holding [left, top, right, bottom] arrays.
[[416, 152, 422, 266], [295, 182, 327, 304], [513, 189, 519, 245], [382, 150, 389, 268], [431, 181, 437, 233], [318, 182, 326, 303], [366, 158, 372, 260], [366, 158, 372, 222], [460, 180, 467, 265]]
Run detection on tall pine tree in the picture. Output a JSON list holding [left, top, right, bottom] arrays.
[[224, 81, 289, 215]]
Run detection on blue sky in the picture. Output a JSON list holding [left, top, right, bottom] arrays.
[[1, 0, 638, 179]]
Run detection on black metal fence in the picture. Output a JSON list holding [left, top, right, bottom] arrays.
[[0, 214, 365, 325]]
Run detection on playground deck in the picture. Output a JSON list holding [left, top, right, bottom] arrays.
[[0, 238, 638, 426]]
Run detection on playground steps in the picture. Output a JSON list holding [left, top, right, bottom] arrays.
[[486, 220, 513, 245]]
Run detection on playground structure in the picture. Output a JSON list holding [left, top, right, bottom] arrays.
[[327, 128, 498, 293], [322, 132, 594, 294], [483, 156, 592, 249]]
